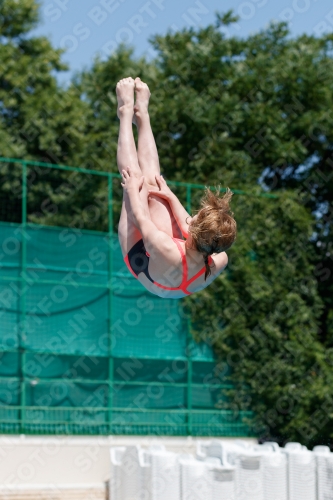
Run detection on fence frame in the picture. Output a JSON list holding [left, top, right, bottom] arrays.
[[0, 157, 262, 436]]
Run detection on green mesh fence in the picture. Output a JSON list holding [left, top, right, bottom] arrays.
[[0, 157, 262, 436]]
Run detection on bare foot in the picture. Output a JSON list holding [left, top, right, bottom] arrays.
[[116, 77, 135, 118], [134, 77, 151, 122]]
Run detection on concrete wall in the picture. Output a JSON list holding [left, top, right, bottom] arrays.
[[0, 435, 257, 498]]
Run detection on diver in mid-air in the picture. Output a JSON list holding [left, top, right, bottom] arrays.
[[116, 77, 236, 298]]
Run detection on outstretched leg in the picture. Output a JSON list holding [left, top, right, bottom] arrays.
[[116, 77, 142, 177], [116, 77, 151, 255], [134, 77, 182, 238], [133, 79, 160, 185]]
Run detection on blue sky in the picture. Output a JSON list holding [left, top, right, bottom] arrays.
[[31, 0, 333, 85]]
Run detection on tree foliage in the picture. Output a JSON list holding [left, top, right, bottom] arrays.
[[188, 191, 330, 444], [0, 0, 40, 38], [0, 0, 333, 445]]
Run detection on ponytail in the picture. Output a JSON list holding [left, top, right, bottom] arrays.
[[203, 254, 211, 280]]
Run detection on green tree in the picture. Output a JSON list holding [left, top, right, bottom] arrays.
[[127, 15, 332, 444], [0, 0, 90, 224], [0, 0, 89, 161], [145, 16, 333, 370], [187, 191, 330, 445]]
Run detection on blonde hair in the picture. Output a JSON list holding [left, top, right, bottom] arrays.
[[188, 187, 237, 279]]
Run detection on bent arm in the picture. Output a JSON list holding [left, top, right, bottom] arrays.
[[126, 187, 164, 250], [211, 252, 228, 274], [125, 186, 149, 229], [121, 168, 171, 252], [167, 192, 192, 238], [148, 175, 192, 238]]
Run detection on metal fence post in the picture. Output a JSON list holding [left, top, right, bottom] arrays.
[[186, 184, 192, 214], [186, 331, 193, 436], [186, 185, 193, 435], [20, 161, 27, 432], [108, 174, 114, 434]]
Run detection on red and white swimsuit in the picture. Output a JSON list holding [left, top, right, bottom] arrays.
[[124, 237, 212, 296]]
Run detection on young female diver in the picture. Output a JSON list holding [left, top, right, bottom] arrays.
[[116, 77, 237, 299]]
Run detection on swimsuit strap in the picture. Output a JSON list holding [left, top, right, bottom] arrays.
[[172, 238, 212, 293], [124, 238, 212, 296], [172, 238, 188, 285], [185, 255, 213, 287]]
